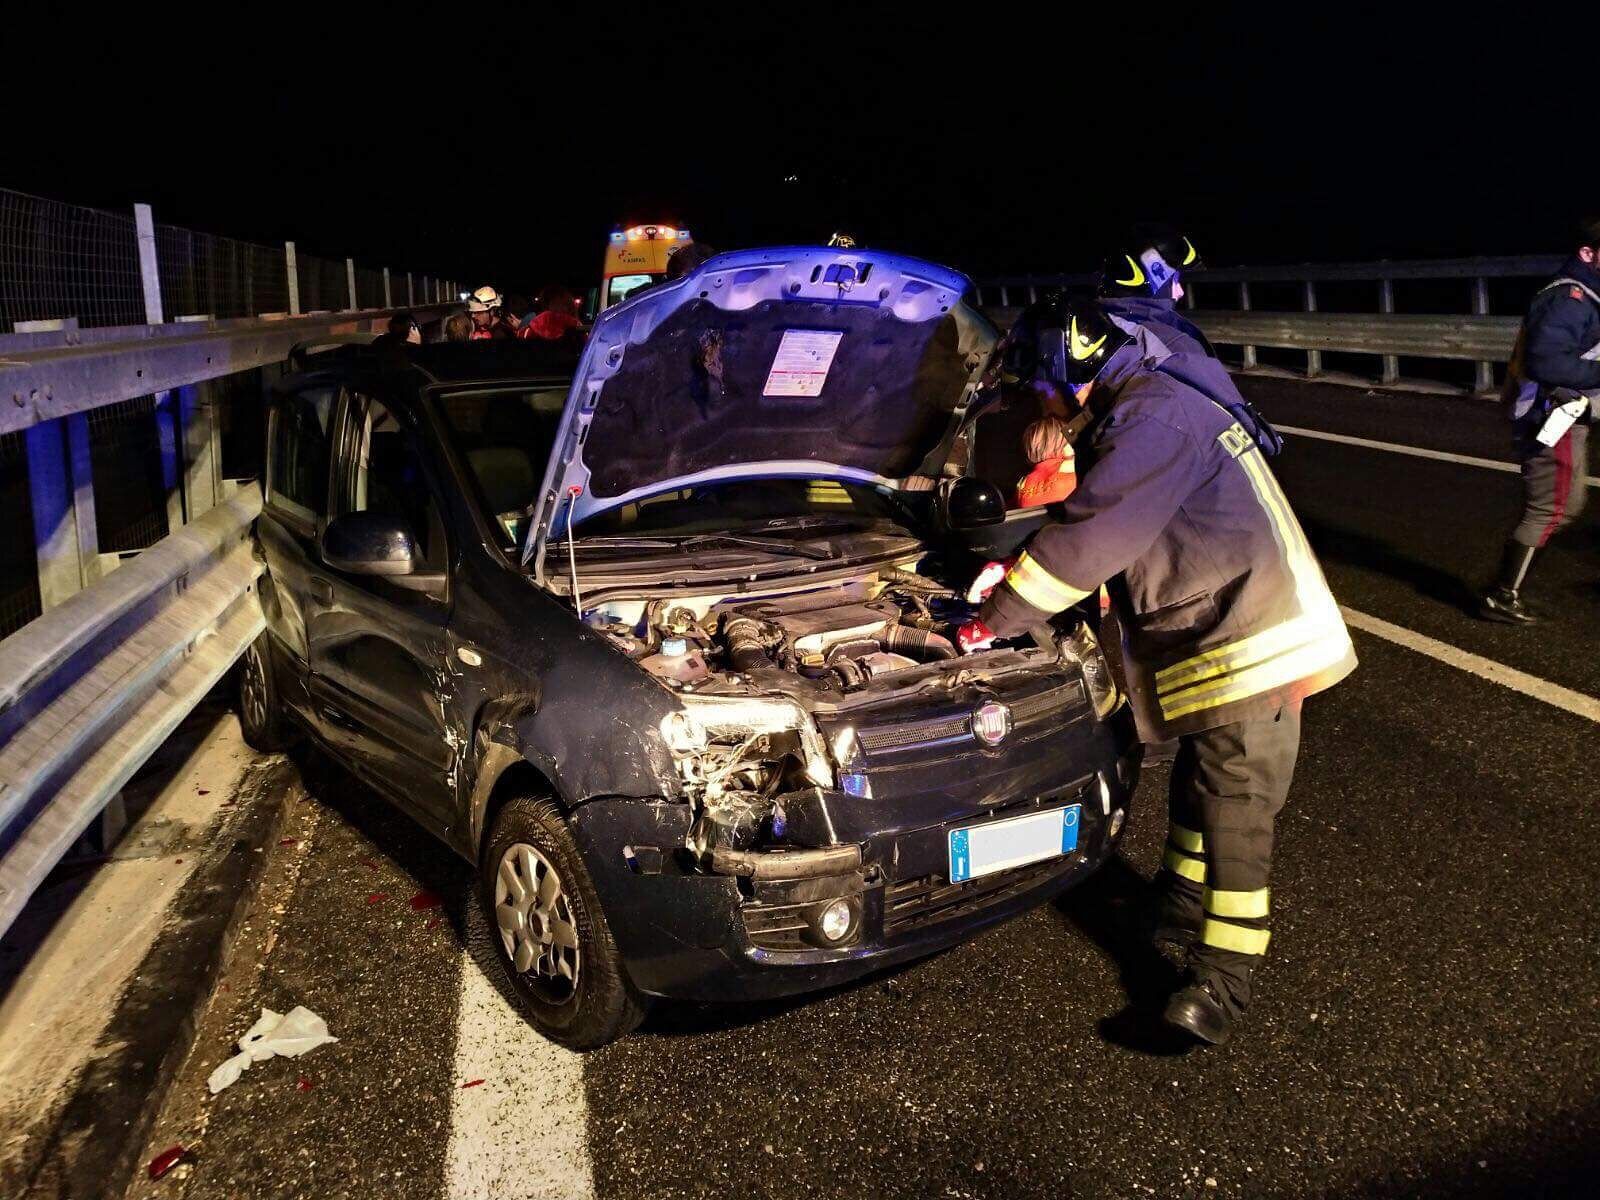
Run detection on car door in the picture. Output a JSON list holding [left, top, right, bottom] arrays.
[[257, 379, 340, 720], [305, 385, 459, 835]]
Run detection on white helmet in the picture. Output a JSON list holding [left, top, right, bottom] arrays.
[[467, 285, 502, 314]]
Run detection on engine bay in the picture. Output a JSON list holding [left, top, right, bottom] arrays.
[[582, 565, 975, 694]]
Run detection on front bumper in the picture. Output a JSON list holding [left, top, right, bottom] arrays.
[[569, 705, 1138, 1003]]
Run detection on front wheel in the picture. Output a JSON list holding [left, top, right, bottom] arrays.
[[238, 632, 294, 752], [479, 794, 646, 1049]]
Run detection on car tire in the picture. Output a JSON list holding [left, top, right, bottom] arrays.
[[238, 632, 293, 753], [480, 794, 647, 1049]]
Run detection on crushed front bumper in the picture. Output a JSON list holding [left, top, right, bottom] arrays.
[[568, 706, 1138, 1003]]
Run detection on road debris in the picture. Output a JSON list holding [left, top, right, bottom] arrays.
[[207, 1006, 338, 1095], [147, 1144, 187, 1179]]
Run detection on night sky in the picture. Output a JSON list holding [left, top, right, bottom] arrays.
[[9, 9, 1588, 294]]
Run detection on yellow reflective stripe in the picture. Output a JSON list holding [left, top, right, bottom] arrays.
[[1163, 848, 1206, 883], [1160, 633, 1351, 721], [1202, 918, 1271, 956], [1168, 823, 1205, 854], [1155, 616, 1320, 694], [1113, 255, 1146, 288], [1204, 887, 1270, 919], [805, 481, 852, 505], [1181, 236, 1198, 267], [1005, 552, 1091, 613]]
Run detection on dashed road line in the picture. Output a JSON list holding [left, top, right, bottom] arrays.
[[1341, 605, 1600, 723], [445, 949, 594, 1200], [1278, 424, 1600, 488]]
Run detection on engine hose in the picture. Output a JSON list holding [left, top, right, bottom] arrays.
[[724, 616, 780, 672], [880, 568, 949, 593], [883, 624, 958, 661], [825, 638, 883, 664]]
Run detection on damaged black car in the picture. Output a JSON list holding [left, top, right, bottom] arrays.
[[244, 247, 1139, 1047]]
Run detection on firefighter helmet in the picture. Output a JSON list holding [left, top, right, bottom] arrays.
[[1099, 225, 1202, 299], [467, 285, 503, 314]]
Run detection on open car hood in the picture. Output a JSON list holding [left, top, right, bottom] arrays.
[[527, 246, 998, 582]]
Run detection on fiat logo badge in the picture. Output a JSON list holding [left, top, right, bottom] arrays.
[[971, 701, 1013, 747]]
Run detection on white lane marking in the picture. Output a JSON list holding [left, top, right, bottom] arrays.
[[1278, 424, 1600, 488], [445, 954, 595, 1200], [1341, 606, 1600, 723]]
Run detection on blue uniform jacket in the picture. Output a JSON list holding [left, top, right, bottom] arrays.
[[1524, 256, 1600, 398], [979, 345, 1355, 739]]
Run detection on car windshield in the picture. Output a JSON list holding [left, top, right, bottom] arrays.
[[433, 384, 568, 551], [563, 478, 908, 545]]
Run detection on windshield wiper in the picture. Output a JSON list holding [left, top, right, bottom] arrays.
[[551, 533, 836, 561]]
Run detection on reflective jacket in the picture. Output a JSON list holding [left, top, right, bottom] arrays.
[[978, 346, 1355, 740], [1016, 455, 1077, 507]]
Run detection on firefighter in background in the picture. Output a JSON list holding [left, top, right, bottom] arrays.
[[1479, 216, 1600, 623], [1098, 224, 1214, 360], [466, 285, 515, 340], [959, 299, 1356, 1045]]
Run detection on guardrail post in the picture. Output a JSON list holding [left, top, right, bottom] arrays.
[[285, 242, 301, 316], [24, 414, 101, 609], [999, 285, 1010, 307], [1239, 282, 1257, 370], [1302, 280, 1322, 378], [1472, 277, 1493, 394], [383, 267, 393, 308], [1184, 283, 1196, 310], [1027, 284, 1038, 304], [1378, 278, 1399, 385], [345, 258, 358, 310], [133, 204, 164, 326], [406, 272, 415, 306]]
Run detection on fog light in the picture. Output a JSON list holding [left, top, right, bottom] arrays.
[[1108, 808, 1126, 839], [817, 898, 854, 943]]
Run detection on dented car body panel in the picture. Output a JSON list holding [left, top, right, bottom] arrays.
[[254, 251, 1138, 1007]]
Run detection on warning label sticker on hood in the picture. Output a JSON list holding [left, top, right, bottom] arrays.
[[763, 329, 844, 397]]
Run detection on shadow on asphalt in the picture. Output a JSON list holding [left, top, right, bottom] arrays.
[[1052, 855, 1194, 1057], [1301, 516, 1484, 616]]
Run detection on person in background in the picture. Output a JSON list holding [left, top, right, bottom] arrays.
[[1015, 416, 1077, 507], [665, 242, 718, 281], [1478, 215, 1600, 623], [467, 285, 515, 340], [520, 285, 585, 342], [443, 313, 474, 343], [373, 310, 421, 349]]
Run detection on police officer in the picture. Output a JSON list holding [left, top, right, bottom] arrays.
[[958, 299, 1356, 1044], [1479, 216, 1600, 623], [1099, 224, 1214, 360]]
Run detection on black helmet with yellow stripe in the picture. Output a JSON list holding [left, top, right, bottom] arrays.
[[1007, 295, 1132, 390], [1098, 225, 1202, 300]]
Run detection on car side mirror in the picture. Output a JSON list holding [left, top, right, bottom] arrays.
[[322, 513, 447, 597], [933, 477, 1007, 531]]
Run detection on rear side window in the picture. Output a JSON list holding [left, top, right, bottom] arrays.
[[268, 387, 336, 520]]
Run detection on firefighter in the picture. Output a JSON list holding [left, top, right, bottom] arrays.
[[1479, 216, 1600, 623], [958, 299, 1356, 1045], [466, 285, 514, 340], [1098, 224, 1215, 360]]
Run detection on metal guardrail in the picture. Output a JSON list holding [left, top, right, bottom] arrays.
[[0, 485, 263, 936], [976, 254, 1564, 394], [0, 303, 458, 437]]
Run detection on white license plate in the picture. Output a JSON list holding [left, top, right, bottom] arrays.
[[948, 805, 1080, 884]]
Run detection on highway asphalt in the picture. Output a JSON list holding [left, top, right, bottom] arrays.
[[94, 380, 1600, 1198]]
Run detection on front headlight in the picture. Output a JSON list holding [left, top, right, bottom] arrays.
[[1063, 623, 1122, 719], [659, 694, 833, 791]]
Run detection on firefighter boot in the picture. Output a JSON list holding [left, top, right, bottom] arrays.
[[1479, 541, 1538, 625], [1164, 974, 1237, 1046]]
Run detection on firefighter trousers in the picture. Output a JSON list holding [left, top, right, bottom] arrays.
[[1158, 703, 1302, 1012]]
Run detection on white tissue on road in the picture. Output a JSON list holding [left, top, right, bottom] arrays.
[[207, 1006, 338, 1094]]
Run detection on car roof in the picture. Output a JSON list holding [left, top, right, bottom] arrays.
[[408, 340, 581, 384]]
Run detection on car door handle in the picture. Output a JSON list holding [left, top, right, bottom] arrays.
[[310, 577, 334, 605]]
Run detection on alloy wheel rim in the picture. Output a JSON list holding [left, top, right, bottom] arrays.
[[493, 842, 580, 1000], [242, 645, 267, 732]]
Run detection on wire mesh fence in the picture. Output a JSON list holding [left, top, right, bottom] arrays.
[[88, 397, 170, 553], [155, 224, 292, 319], [0, 188, 145, 331], [2, 186, 456, 332]]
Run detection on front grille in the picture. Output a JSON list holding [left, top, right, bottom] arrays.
[[883, 859, 1068, 939], [858, 713, 972, 753], [742, 899, 814, 951]]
